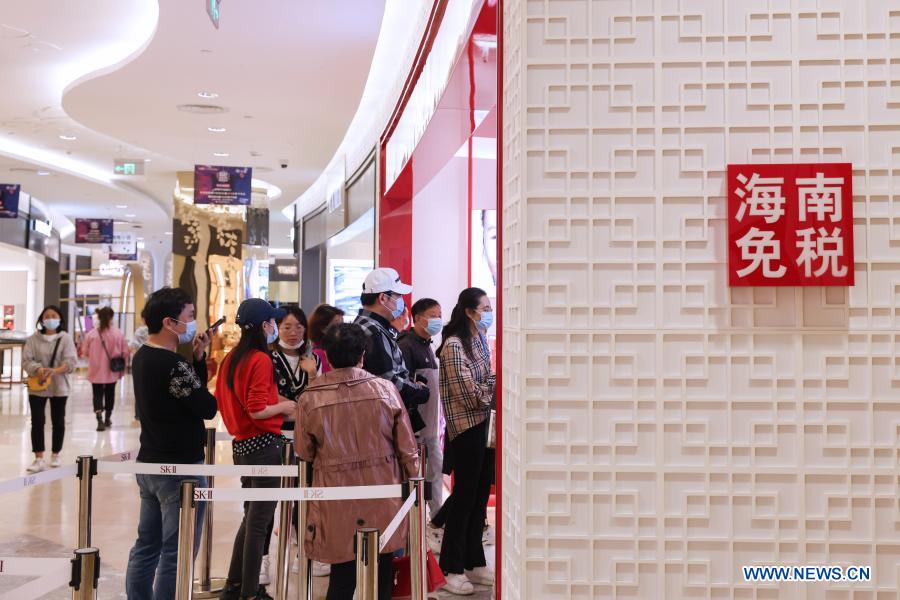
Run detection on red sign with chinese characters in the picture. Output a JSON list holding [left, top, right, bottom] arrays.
[[728, 163, 854, 287]]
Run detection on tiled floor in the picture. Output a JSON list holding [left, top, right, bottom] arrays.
[[0, 374, 494, 599]]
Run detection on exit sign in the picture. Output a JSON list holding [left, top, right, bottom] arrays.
[[207, 0, 220, 28], [113, 159, 145, 176]]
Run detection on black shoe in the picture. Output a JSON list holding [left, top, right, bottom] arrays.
[[247, 587, 273, 600], [104, 418, 112, 427], [219, 582, 241, 600], [95, 420, 105, 432]]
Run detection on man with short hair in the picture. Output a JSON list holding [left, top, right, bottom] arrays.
[[125, 287, 218, 600], [354, 268, 429, 431], [398, 298, 445, 518]]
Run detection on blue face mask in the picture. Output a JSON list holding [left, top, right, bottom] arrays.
[[386, 295, 405, 320], [174, 319, 197, 344], [265, 320, 278, 345], [425, 318, 442, 337], [475, 310, 493, 331], [42, 318, 60, 331]]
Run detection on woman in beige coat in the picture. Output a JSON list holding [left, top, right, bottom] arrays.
[[296, 322, 419, 600]]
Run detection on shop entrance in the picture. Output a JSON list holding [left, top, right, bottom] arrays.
[[378, 1, 500, 596]]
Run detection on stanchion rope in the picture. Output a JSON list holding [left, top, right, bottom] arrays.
[[97, 461, 297, 477], [0, 446, 138, 495], [192, 483, 403, 502], [0, 557, 71, 600], [379, 492, 417, 551]]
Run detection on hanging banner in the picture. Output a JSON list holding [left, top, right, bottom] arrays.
[[0, 184, 20, 219], [193, 165, 253, 205], [104, 232, 137, 261], [75, 218, 114, 244], [246, 207, 269, 246], [728, 163, 854, 287]]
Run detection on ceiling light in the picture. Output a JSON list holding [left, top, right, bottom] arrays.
[[213, 152, 229, 157], [59, 134, 77, 141], [197, 91, 219, 99], [116, 205, 127, 209], [36, 170, 50, 176], [125, 213, 136, 218], [164, 231, 172, 235], [143, 159, 151, 163], [208, 127, 227, 133]]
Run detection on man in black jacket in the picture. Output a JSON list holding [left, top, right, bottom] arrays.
[[125, 287, 218, 600], [354, 267, 429, 431]]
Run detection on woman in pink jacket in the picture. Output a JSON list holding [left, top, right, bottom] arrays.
[[79, 307, 129, 431]]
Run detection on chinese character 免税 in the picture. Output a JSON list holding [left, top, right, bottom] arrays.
[[795, 227, 848, 278], [734, 172, 786, 224], [796, 172, 844, 222], [735, 227, 786, 278]]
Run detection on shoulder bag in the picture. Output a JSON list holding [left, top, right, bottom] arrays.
[[100, 332, 126, 373], [26, 338, 62, 392]]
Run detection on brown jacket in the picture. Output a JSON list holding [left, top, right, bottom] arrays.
[[295, 367, 419, 564]]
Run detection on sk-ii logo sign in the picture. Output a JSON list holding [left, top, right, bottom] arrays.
[[159, 465, 178, 474], [194, 489, 212, 501]]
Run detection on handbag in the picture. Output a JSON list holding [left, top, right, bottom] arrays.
[[100, 332, 126, 373], [391, 550, 446, 599], [26, 338, 62, 392], [486, 409, 496, 449]]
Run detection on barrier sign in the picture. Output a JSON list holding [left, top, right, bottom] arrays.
[[728, 163, 854, 286]]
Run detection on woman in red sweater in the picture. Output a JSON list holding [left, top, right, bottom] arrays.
[[217, 299, 296, 600]]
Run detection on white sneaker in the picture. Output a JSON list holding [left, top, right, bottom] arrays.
[[312, 561, 330, 577], [26, 459, 46, 473], [259, 555, 271, 586], [443, 573, 474, 595], [465, 566, 494, 586], [482, 525, 495, 546], [49, 455, 61, 468]]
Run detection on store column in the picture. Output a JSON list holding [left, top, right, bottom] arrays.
[[502, 1, 898, 599]]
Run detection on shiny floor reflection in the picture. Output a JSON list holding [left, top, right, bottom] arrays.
[[0, 375, 494, 598]]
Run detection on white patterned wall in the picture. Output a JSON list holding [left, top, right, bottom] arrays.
[[501, 1, 900, 598]]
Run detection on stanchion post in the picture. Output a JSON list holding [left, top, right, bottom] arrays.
[[275, 440, 295, 600], [355, 528, 380, 600], [70, 547, 100, 600], [408, 477, 427, 600], [194, 428, 225, 598], [295, 460, 312, 600], [417, 442, 427, 479], [175, 479, 198, 600], [75, 455, 97, 548]]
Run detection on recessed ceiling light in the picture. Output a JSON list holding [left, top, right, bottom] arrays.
[[208, 127, 227, 133], [177, 104, 228, 114], [213, 152, 230, 157], [59, 134, 77, 141], [144, 159, 151, 163], [125, 213, 136, 218], [116, 205, 128, 209], [36, 170, 50, 176], [164, 231, 173, 235], [197, 91, 219, 99]]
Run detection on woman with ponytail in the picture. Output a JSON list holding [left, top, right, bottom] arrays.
[[217, 299, 297, 600], [437, 287, 496, 595], [80, 306, 129, 431]]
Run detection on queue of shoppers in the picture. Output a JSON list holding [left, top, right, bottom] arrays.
[[21, 265, 496, 599]]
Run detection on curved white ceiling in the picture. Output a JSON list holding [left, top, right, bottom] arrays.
[[0, 0, 385, 246]]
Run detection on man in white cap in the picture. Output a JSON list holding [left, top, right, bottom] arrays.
[[354, 267, 429, 431]]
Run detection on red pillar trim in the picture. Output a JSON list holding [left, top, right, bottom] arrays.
[[494, 0, 504, 598]]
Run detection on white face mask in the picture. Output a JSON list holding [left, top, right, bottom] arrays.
[[278, 339, 305, 351]]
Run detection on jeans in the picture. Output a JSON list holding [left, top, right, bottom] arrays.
[[327, 555, 394, 600], [439, 420, 494, 574], [227, 441, 282, 596], [91, 382, 116, 417], [125, 467, 207, 600], [29, 395, 66, 454]]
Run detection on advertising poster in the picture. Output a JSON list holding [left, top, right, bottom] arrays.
[[327, 259, 372, 321], [470, 209, 497, 299], [0, 184, 20, 218], [104, 232, 137, 261], [75, 218, 114, 243], [246, 207, 269, 246], [194, 165, 253, 205]]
